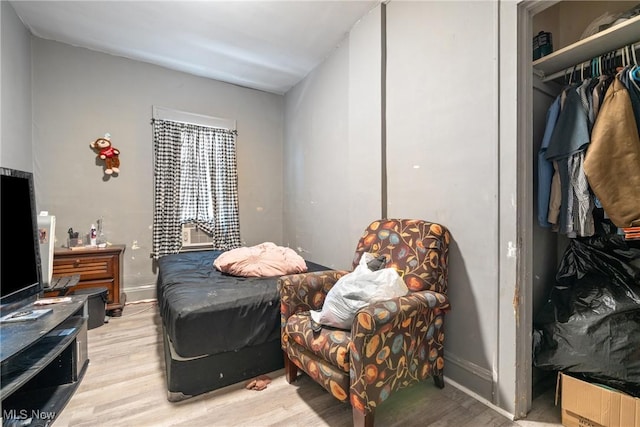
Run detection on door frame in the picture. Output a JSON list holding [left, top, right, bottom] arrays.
[[504, 0, 559, 418]]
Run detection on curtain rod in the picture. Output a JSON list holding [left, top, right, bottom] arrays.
[[151, 106, 236, 131], [150, 118, 238, 136], [540, 41, 640, 82]]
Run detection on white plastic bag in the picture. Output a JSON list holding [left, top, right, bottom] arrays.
[[310, 253, 408, 329]]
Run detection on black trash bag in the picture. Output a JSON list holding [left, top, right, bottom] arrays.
[[533, 234, 640, 397]]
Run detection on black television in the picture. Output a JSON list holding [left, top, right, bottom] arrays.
[[0, 167, 43, 313]]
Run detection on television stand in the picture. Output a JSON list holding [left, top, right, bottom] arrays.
[[0, 296, 88, 426]]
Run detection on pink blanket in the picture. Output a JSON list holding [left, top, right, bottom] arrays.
[[213, 242, 308, 277]]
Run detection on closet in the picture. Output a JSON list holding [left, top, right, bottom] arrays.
[[528, 0, 640, 403]]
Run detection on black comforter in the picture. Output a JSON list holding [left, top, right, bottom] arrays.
[[157, 250, 326, 358]]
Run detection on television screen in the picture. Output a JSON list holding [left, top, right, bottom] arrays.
[[0, 168, 42, 309]]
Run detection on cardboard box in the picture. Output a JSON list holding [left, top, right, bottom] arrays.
[[557, 372, 640, 427]]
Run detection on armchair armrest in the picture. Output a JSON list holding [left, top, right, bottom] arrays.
[[278, 270, 349, 319], [348, 290, 450, 413]]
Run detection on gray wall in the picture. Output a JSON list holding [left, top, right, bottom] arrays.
[[283, 6, 382, 269], [386, 0, 499, 400], [1, 1, 32, 171], [284, 0, 522, 415], [31, 38, 285, 301]]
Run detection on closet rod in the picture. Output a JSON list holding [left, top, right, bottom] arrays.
[[541, 41, 640, 83]]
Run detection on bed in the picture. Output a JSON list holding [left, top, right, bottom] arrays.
[[156, 249, 327, 401]]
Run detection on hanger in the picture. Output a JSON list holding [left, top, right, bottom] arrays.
[[599, 55, 604, 77], [633, 65, 640, 82], [631, 43, 640, 82], [625, 45, 632, 67], [609, 50, 616, 74], [622, 46, 632, 71], [605, 51, 615, 78], [564, 66, 575, 86], [617, 48, 624, 71], [599, 53, 606, 75], [570, 64, 578, 85], [592, 57, 601, 78], [604, 51, 612, 74]]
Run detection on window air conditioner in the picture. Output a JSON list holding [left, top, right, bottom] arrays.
[[181, 224, 214, 249]]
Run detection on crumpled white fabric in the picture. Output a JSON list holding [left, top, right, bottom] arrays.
[[213, 242, 307, 277], [310, 253, 408, 329]]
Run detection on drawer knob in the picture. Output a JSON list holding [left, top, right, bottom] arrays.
[[74, 259, 80, 267]]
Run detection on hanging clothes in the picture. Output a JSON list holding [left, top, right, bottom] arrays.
[[568, 152, 594, 237], [584, 75, 640, 228], [547, 161, 562, 228], [619, 66, 640, 135], [544, 86, 595, 237], [591, 76, 607, 119], [537, 96, 561, 228]]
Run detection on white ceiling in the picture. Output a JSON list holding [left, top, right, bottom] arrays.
[[9, 0, 380, 94]]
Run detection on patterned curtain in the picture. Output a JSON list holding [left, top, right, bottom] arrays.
[[152, 119, 241, 258]]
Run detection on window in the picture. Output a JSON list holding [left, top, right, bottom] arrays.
[[151, 107, 241, 258]]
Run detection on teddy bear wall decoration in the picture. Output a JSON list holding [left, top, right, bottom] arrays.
[[90, 133, 120, 175]]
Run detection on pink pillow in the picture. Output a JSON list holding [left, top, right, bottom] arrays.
[[214, 242, 307, 277]]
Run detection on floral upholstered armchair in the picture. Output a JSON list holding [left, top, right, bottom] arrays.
[[278, 219, 451, 427]]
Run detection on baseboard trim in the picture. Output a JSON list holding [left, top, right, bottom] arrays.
[[444, 350, 493, 383], [443, 351, 497, 412], [445, 376, 515, 421], [124, 284, 157, 302]]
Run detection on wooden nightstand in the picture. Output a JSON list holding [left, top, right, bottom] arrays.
[[51, 244, 126, 316]]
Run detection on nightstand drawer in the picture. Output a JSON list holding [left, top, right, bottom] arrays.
[[53, 254, 116, 281]]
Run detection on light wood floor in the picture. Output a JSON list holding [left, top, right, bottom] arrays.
[[54, 302, 562, 427]]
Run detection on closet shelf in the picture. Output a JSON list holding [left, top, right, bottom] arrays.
[[532, 14, 640, 79]]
